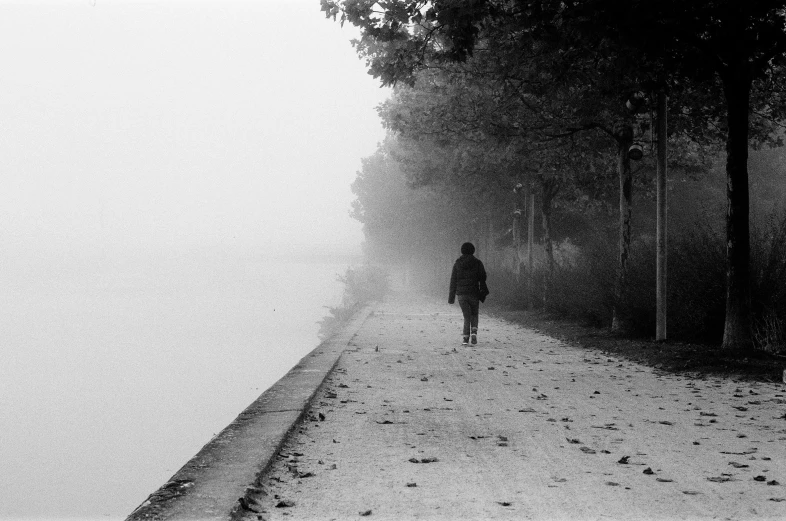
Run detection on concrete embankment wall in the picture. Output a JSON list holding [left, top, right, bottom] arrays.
[[126, 306, 373, 521]]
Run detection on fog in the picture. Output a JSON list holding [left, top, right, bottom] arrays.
[[0, 0, 387, 263], [0, 0, 387, 517]]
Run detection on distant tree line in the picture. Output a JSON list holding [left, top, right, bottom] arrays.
[[326, 0, 786, 352]]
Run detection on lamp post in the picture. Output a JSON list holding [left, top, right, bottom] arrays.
[[655, 89, 668, 342], [627, 88, 668, 341]]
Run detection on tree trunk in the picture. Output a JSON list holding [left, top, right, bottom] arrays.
[[720, 63, 753, 351], [485, 212, 493, 270], [513, 196, 522, 283], [611, 124, 633, 331], [539, 175, 558, 310]]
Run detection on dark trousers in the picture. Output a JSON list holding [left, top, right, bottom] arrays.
[[457, 295, 479, 336]]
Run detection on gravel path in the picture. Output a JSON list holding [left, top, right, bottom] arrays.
[[242, 292, 786, 520]]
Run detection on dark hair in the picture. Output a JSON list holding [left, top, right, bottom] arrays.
[[461, 242, 475, 255]]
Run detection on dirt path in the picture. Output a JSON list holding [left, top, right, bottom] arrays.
[[244, 292, 786, 520]]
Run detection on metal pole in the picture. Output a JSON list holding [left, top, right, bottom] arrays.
[[527, 189, 535, 311], [656, 89, 668, 341]]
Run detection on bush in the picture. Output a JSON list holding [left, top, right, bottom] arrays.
[[750, 212, 786, 353], [485, 269, 528, 309], [545, 238, 616, 327], [487, 209, 786, 352], [318, 264, 389, 340], [665, 223, 727, 343], [338, 264, 390, 306], [542, 211, 786, 350], [487, 235, 616, 327]]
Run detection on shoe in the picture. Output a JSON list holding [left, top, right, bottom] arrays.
[[462, 336, 469, 345], [471, 333, 477, 345]]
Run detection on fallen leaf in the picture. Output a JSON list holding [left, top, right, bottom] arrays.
[[276, 500, 295, 508], [643, 468, 655, 475], [238, 496, 264, 513], [754, 476, 767, 482], [618, 456, 630, 464], [359, 509, 372, 516], [580, 447, 597, 454], [592, 424, 619, 431]]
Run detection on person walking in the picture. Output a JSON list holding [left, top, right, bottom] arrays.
[[448, 242, 489, 345]]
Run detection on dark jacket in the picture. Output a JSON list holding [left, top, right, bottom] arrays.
[[448, 254, 489, 303]]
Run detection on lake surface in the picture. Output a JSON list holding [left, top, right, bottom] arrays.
[[0, 252, 351, 519]]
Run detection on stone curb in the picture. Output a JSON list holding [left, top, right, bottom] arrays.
[[126, 305, 374, 521]]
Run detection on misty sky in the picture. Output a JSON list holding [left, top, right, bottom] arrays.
[[0, 0, 389, 261]]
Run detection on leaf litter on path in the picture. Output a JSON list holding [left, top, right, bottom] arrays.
[[408, 457, 438, 464]]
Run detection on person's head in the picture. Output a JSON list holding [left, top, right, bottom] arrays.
[[461, 242, 475, 255]]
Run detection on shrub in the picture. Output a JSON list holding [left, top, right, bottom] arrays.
[[485, 269, 528, 309], [318, 264, 389, 340], [337, 264, 390, 307], [665, 222, 727, 343], [750, 212, 786, 353], [560, 211, 786, 349], [492, 210, 786, 351], [544, 238, 616, 327]]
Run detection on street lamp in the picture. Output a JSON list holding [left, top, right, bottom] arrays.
[[626, 88, 668, 341], [628, 142, 644, 160], [626, 91, 646, 113]]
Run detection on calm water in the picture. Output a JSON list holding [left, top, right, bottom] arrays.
[[0, 252, 350, 519]]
